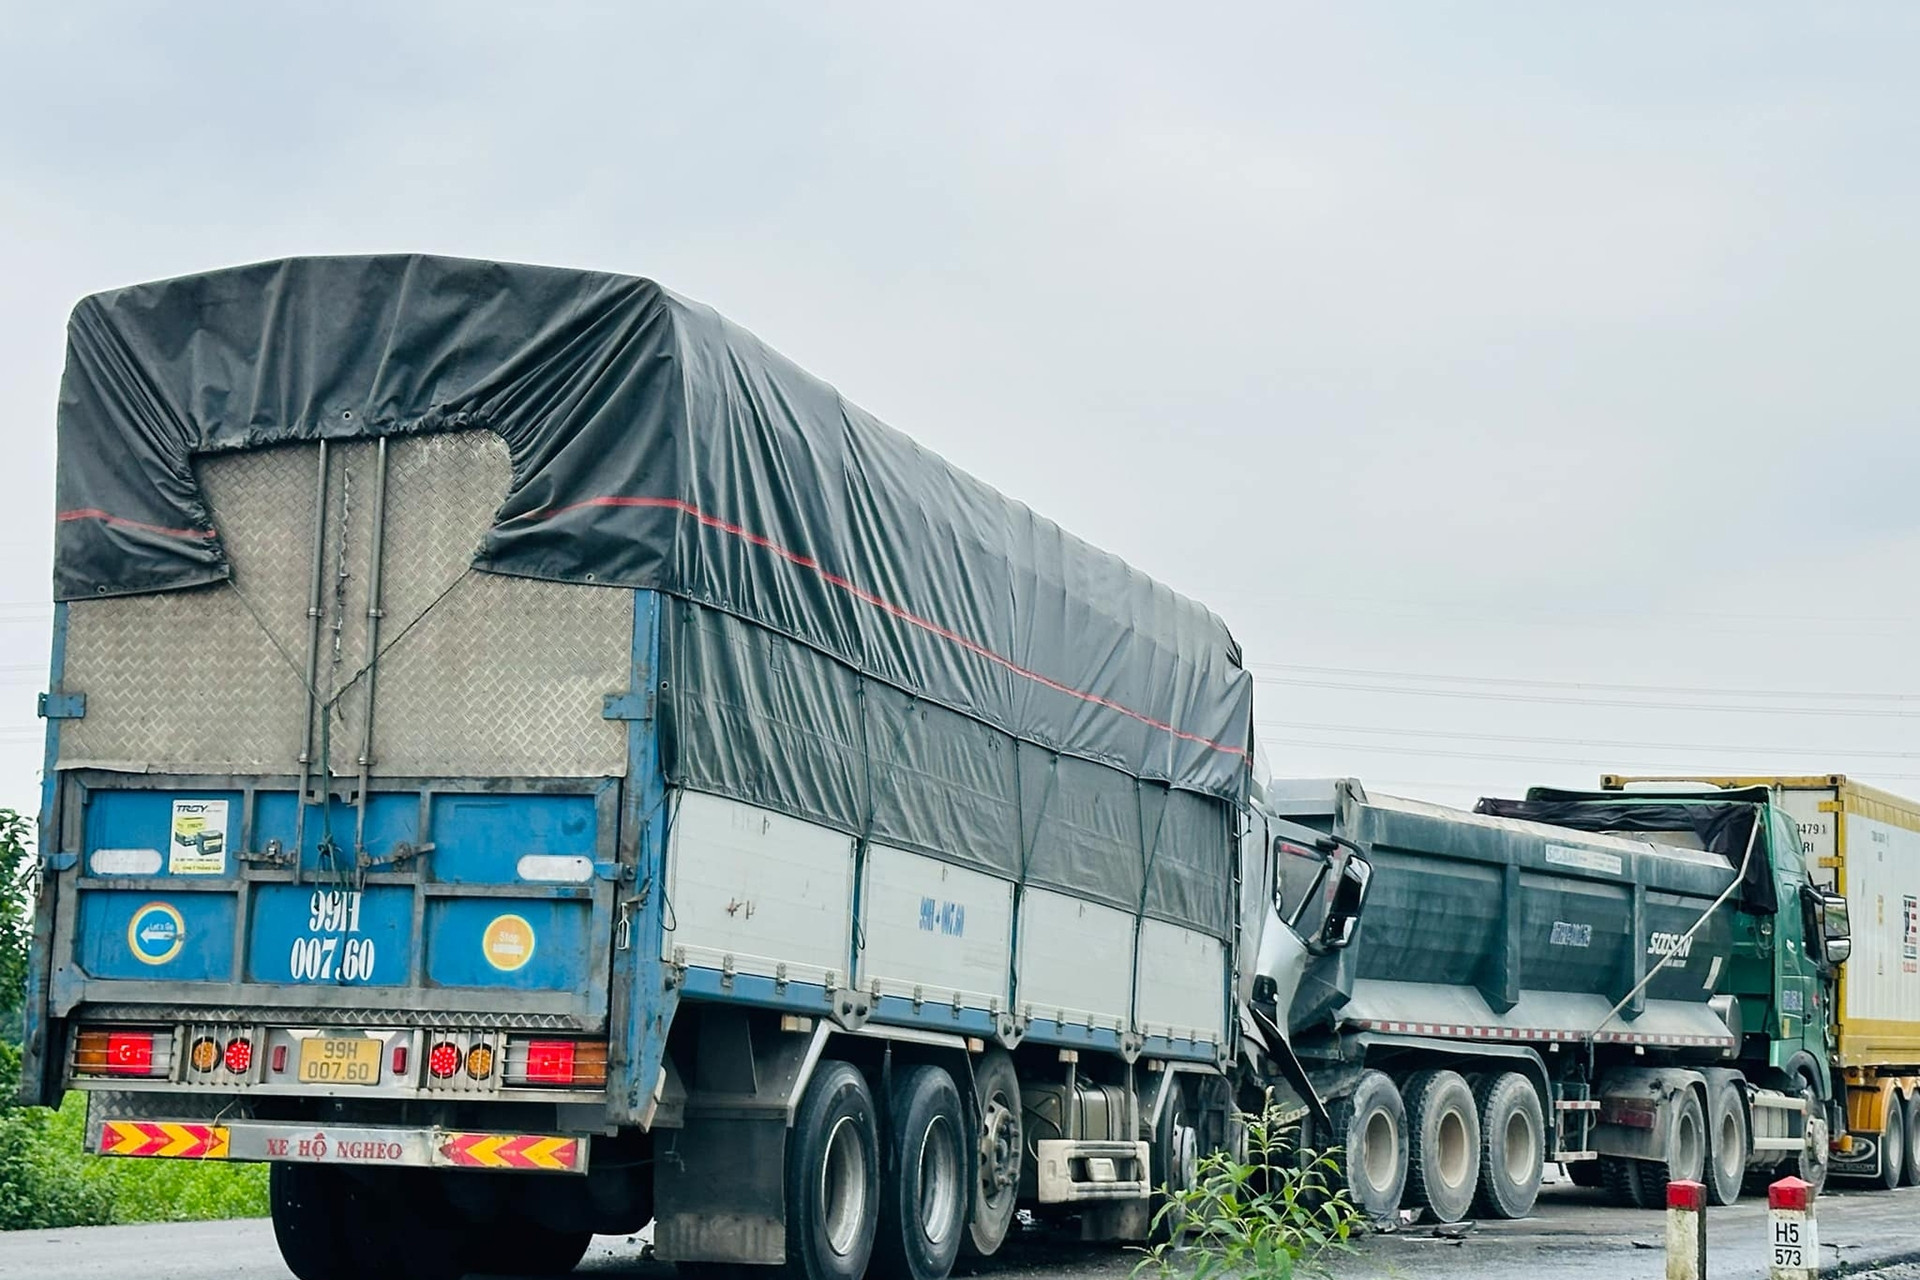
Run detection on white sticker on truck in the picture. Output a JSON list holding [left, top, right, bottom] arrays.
[[1544, 844, 1623, 876]]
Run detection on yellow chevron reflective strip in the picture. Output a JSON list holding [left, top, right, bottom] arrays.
[[99, 1120, 229, 1159], [518, 1136, 578, 1170], [441, 1130, 583, 1171]]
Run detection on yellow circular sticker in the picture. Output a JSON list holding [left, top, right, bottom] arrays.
[[127, 901, 186, 966], [482, 913, 536, 972]]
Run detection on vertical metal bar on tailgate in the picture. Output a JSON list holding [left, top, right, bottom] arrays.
[[354, 438, 390, 853], [295, 441, 332, 854]]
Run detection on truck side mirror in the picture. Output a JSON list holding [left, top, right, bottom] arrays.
[[1818, 889, 1851, 967], [1801, 883, 1852, 969], [1322, 854, 1371, 951]]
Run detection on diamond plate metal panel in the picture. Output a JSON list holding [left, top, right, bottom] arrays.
[[59, 430, 630, 780], [372, 572, 631, 777]]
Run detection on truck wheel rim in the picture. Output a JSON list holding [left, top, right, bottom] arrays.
[[1438, 1111, 1470, 1188], [1674, 1110, 1702, 1180], [979, 1094, 1019, 1200], [822, 1115, 868, 1256], [1717, 1109, 1741, 1179], [1363, 1110, 1397, 1190], [1504, 1110, 1533, 1185], [919, 1115, 960, 1246]]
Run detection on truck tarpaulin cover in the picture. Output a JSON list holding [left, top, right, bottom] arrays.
[[1473, 789, 1779, 916], [51, 255, 1253, 811]]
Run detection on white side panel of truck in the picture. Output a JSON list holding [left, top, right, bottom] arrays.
[[857, 845, 1014, 1012], [1133, 919, 1227, 1045], [1015, 888, 1134, 1030], [1841, 813, 1920, 1025], [665, 792, 855, 984]]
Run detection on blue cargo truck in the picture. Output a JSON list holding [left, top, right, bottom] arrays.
[[18, 257, 1368, 1280]]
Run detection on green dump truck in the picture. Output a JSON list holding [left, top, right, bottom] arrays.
[[1252, 779, 1848, 1222], [1600, 775, 1920, 1191]]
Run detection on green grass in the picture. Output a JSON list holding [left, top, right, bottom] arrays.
[[0, 808, 268, 1231], [0, 1053, 268, 1231]]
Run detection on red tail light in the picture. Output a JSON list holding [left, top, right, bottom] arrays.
[[108, 1032, 156, 1074], [428, 1041, 462, 1079], [74, 1028, 169, 1078], [523, 1040, 576, 1084], [505, 1037, 607, 1088], [223, 1038, 253, 1074]]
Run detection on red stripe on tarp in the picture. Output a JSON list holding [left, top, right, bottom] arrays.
[[528, 494, 1249, 759], [58, 508, 218, 540]]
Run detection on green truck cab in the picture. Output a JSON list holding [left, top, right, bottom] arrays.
[[1486, 787, 1853, 1181]]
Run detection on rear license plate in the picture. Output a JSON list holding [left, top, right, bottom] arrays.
[[298, 1036, 382, 1085]]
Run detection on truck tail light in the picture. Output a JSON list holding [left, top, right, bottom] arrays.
[[505, 1037, 608, 1088], [428, 1041, 462, 1079], [74, 1028, 170, 1078]]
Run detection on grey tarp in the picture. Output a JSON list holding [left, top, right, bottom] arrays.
[[53, 255, 1251, 804], [663, 604, 1234, 934]]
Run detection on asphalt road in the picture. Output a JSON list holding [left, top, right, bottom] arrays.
[[6, 1181, 1920, 1280]]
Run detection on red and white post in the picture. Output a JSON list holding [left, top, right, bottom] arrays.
[[1665, 1179, 1707, 1280], [1768, 1176, 1817, 1279]]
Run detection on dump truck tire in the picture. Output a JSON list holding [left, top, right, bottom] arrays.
[[1472, 1072, 1543, 1219], [1329, 1070, 1407, 1220], [1704, 1081, 1748, 1206], [1404, 1070, 1480, 1224]]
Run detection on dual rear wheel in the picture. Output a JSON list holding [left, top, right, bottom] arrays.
[[271, 1164, 593, 1280], [1332, 1067, 1545, 1224], [1905, 1091, 1920, 1188], [784, 1060, 972, 1280]]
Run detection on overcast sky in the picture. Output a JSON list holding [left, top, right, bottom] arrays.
[[2, 3, 1917, 818]]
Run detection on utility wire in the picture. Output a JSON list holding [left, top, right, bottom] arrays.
[[1256, 718, 1920, 761], [1247, 661, 1920, 704], [1253, 674, 1920, 718], [1256, 733, 1920, 782]]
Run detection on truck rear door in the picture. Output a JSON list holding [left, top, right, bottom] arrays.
[[28, 431, 640, 1114]]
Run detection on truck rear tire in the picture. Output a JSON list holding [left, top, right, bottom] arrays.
[[1471, 1073, 1542, 1219], [271, 1163, 355, 1280], [1635, 1088, 1706, 1207], [1704, 1082, 1748, 1206], [1875, 1094, 1906, 1191], [1565, 1160, 1602, 1189], [1403, 1070, 1480, 1225], [272, 1164, 474, 1280], [1328, 1070, 1407, 1220], [1904, 1093, 1920, 1188], [1599, 1156, 1653, 1209], [874, 1065, 968, 1280], [962, 1051, 1021, 1256], [785, 1060, 882, 1280], [488, 1221, 594, 1275]]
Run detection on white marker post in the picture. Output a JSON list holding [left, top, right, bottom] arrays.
[[1664, 1178, 1706, 1280], [1768, 1176, 1817, 1279]]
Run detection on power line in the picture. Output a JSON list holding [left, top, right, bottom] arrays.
[[1253, 674, 1920, 718], [1247, 661, 1920, 703], [1257, 733, 1920, 782], [1257, 718, 1920, 761]]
